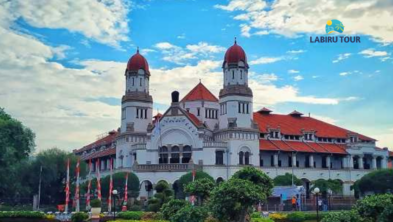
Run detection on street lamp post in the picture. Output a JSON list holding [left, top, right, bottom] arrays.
[[313, 187, 320, 222], [112, 190, 118, 221], [327, 189, 332, 211]]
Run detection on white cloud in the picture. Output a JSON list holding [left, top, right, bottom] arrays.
[[240, 24, 251, 37], [177, 33, 186, 39], [140, 48, 156, 55], [214, 0, 267, 12], [333, 53, 351, 63], [215, 0, 393, 43], [249, 56, 283, 65], [154, 42, 225, 65], [287, 50, 306, 54], [288, 69, 299, 74], [1, 0, 130, 47], [339, 72, 351, 76], [359, 48, 388, 57], [293, 75, 304, 81], [372, 128, 393, 149], [311, 114, 337, 125]]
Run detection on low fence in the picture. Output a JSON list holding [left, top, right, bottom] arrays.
[[261, 195, 356, 212]]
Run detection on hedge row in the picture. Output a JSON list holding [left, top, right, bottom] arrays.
[[0, 211, 45, 218]]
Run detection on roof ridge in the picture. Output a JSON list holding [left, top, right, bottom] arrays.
[[180, 82, 218, 102]]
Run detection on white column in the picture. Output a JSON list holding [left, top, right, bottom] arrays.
[[341, 156, 346, 168], [372, 156, 377, 169], [359, 155, 364, 169], [382, 157, 388, 169], [274, 153, 279, 167], [309, 155, 314, 168], [326, 156, 331, 169], [349, 155, 354, 169], [292, 154, 297, 167]]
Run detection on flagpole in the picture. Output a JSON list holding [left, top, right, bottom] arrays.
[[96, 159, 102, 201], [65, 159, 70, 213], [75, 158, 80, 212], [38, 166, 42, 210], [86, 159, 92, 210], [108, 158, 113, 212], [123, 173, 129, 211]]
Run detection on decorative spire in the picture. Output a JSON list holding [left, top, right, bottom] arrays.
[[234, 37, 237, 44], [199, 78, 201, 83], [136, 46, 139, 53]]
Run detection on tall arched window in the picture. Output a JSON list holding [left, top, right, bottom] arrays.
[[239, 151, 244, 165], [159, 146, 168, 164], [182, 145, 192, 163], [245, 152, 250, 165], [171, 146, 180, 163]]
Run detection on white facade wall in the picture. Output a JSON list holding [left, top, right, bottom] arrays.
[[126, 69, 150, 93], [121, 101, 153, 133], [219, 96, 253, 129], [181, 101, 220, 130]]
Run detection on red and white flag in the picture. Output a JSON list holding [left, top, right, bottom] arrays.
[[191, 169, 196, 205], [74, 158, 80, 212], [96, 159, 102, 200], [123, 173, 129, 210], [108, 158, 113, 212], [86, 159, 92, 209], [65, 159, 70, 212]]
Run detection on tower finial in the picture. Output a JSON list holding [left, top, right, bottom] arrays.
[[199, 78, 201, 83], [137, 46, 139, 53], [234, 37, 237, 44]]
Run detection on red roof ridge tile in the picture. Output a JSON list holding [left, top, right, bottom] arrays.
[[181, 82, 218, 102]]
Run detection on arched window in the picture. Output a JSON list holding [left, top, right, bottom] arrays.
[[239, 151, 244, 165], [182, 145, 192, 163], [245, 152, 250, 165], [171, 146, 180, 163], [159, 146, 168, 164]]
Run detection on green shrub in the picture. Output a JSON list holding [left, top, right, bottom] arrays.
[[128, 205, 142, 211], [251, 212, 262, 218], [141, 212, 164, 220], [71, 212, 88, 222], [204, 215, 220, 222], [90, 199, 102, 208], [117, 211, 143, 220], [355, 194, 393, 221], [379, 204, 393, 222], [0, 211, 45, 218], [321, 210, 362, 222], [287, 212, 306, 222], [251, 218, 274, 222], [161, 199, 189, 220], [304, 212, 327, 220], [172, 205, 208, 222], [106, 220, 169, 222]]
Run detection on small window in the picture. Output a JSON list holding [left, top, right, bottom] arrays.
[[197, 108, 200, 116], [132, 78, 135, 86], [140, 78, 142, 86], [186, 108, 190, 113], [232, 70, 235, 79], [240, 70, 243, 79]]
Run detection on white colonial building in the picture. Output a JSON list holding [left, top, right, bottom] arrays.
[[74, 41, 393, 198]]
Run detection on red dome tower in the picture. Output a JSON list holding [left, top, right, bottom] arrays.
[[127, 48, 150, 75], [223, 38, 248, 68]]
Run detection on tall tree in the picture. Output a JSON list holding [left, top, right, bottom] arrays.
[[0, 108, 35, 198], [273, 173, 303, 186], [353, 169, 393, 195]]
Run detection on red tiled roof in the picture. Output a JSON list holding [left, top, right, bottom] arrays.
[[81, 148, 116, 160], [186, 112, 203, 127], [253, 112, 374, 141], [74, 130, 118, 154], [257, 107, 272, 113], [181, 82, 218, 102], [259, 139, 347, 154]]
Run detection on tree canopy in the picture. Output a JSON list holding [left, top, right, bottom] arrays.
[[177, 170, 214, 198], [353, 169, 393, 195], [310, 179, 342, 196], [210, 167, 273, 222], [273, 173, 302, 186], [0, 108, 35, 197], [184, 177, 215, 205]]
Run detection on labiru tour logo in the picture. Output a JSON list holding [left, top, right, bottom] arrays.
[[310, 19, 360, 43], [326, 19, 344, 34]]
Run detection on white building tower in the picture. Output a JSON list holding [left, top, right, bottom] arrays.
[[216, 40, 259, 168], [218, 40, 254, 129], [116, 49, 153, 168]]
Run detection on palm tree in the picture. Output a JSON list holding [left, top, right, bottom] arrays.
[[335, 23, 344, 32]]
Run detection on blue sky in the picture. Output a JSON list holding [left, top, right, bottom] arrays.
[[0, 0, 392, 151]]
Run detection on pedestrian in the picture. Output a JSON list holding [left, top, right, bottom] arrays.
[[318, 198, 323, 211], [291, 196, 297, 211]]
